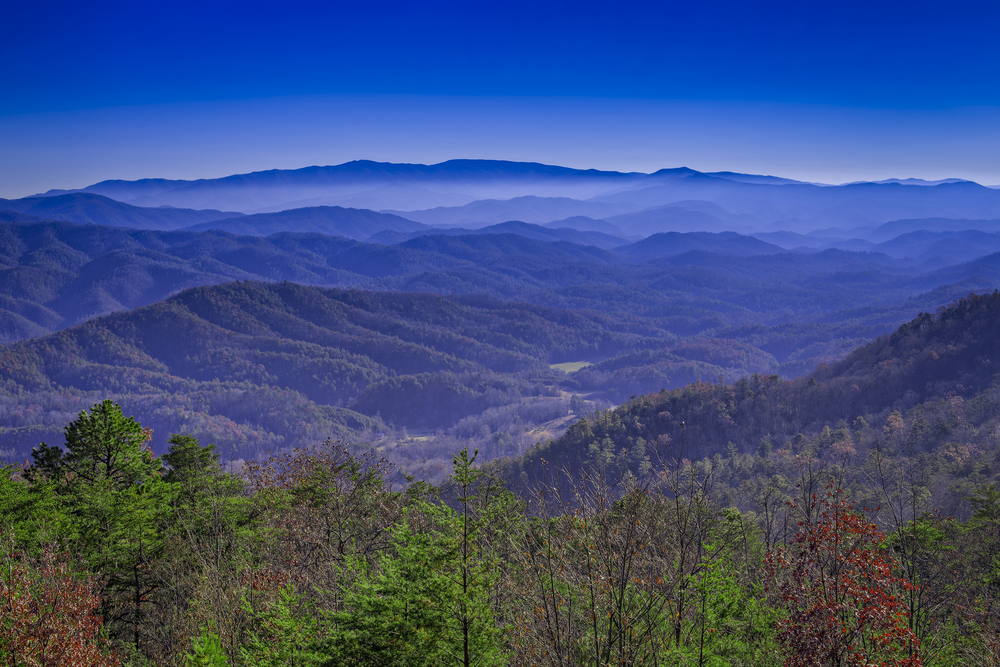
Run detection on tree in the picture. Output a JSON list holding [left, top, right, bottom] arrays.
[[765, 485, 922, 667], [25, 400, 168, 655], [241, 584, 322, 667], [162, 434, 221, 486], [449, 448, 506, 667], [0, 535, 120, 667], [184, 624, 229, 667], [322, 448, 505, 667], [322, 510, 461, 666], [28, 400, 160, 490]]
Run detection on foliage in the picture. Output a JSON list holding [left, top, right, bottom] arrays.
[[765, 486, 922, 667], [323, 449, 506, 667], [27, 399, 160, 489], [184, 625, 229, 667], [0, 535, 119, 667], [240, 585, 321, 667]]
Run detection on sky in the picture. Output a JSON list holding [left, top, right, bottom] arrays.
[[2, 0, 1000, 198]]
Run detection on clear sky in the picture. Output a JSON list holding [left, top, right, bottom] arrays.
[[2, 0, 999, 198]]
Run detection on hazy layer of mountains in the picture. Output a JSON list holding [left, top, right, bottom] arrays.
[[29, 160, 1000, 234]]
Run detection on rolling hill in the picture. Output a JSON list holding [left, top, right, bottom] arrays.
[[614, 231, 784, 260], [365, 221, 629, 250], [0, 193, 242, 229], [181, 205, 429, 239], [498, 291, 1000, 512], [0, 281, 682, 463], [384, 195, 630, 226]]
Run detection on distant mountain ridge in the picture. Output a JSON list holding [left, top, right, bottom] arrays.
[[365, 221, 629, 249], [0, 193, 242, 229], [37, 160, 655, 213], [384, 195, 631, 227], [615, 231, 784, 260], [182, 205, 429, 239], [30, 160, 1000, 235]]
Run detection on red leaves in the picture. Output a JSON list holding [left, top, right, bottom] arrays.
[[0, 540, 119, 667], [765, 487, 922, 667]]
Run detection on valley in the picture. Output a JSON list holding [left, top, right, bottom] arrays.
[[4, 160, 1000, 489]]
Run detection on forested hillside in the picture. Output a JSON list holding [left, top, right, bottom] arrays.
[[0, 193, 242, 229], [2, 281, 760, 471], [3, 215, 992, 377], [182, 205, 429, 238], [503, 291, 1000, 515]]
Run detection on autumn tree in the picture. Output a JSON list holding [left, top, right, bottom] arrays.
[[765, 484, 922, 667], [0, 535, 119, 667]]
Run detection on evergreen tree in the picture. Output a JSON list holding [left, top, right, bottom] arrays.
[[241, 585, 322, 667], [321, 448, 505, 667], [28, 399, 160, 489], [184, 625, 229, 667], [163, 434, 221, 485]]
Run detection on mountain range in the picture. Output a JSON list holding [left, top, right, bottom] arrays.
[[0, 193, 243, 230], [30, 160, 1000, 234]]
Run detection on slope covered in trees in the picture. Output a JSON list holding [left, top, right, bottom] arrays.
[[3, 215, 992, 379], [0, 281, 702, 465], [182, 205, 429, 238], [4, 399, 999, 667], [505, 291, 1000, 514], [0, 193, 242, 229]]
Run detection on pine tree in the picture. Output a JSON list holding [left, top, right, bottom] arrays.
[[28, 399, 160, 489], [184, 625, 229, 667]]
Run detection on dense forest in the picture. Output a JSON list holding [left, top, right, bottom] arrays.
[[3, 373, 999, 665], [0, 280, 773, 473], [499, 292, 1000, 506]]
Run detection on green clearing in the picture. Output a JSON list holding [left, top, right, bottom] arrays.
[[550, 361, 593, 373]]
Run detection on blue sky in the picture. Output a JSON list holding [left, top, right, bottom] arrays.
[[3, 0, 999, 198]]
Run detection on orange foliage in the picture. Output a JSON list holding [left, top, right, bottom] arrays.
[[0, 539, 119, 667]]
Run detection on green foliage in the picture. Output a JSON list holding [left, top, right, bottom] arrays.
[[241, 585, 322, 667], [185, 625, 229, 667], [27, 399, 160, 489], [323, 514, 462, 666], [682, 547, 782, 666], [322, 449, 505, 667], [163, 434, 220, 484]]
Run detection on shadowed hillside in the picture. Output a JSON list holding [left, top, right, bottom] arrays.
[[0, 282, 679, 465], [0, 193, 242, 229], [182, 205, 428, 239]]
